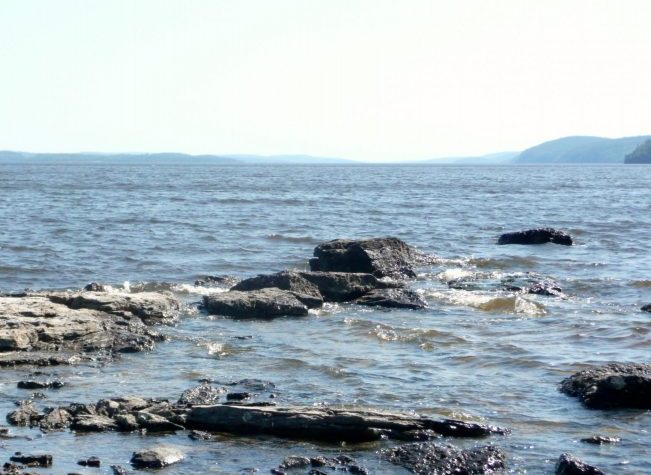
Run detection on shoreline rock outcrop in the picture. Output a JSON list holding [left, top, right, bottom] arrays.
[[556, 453, 605, 475], [559, 363, 651, 409], [0, 290, 180, 367], [498, 228, 573, 246]]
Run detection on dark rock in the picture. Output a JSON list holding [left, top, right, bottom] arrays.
[[280, 456, 311, 469], [581, 436, 620, 445], [188, 429, 215, 440], [310, 237, 417, 279], [497, 228, 573, 246], [641, 304, 651, 312], [354, 288, 427, 309], [78, 457, 101, 467], [9, 453, 52, 467], [84, 282, 106, 292], [203, 288, 308, 318], [71, 414, 120, 432], [560, 363, 651, 409], [111, 465, 128, 475], [135, 411, 184, 432], [130, 446, 184, 468], [6, 401, 38, 426], [186, 404, 508, 442], [17, 380, 65, 390], [39, 407, 72, 431], [226, 392, 252, 401], [556, 453, 605, 475], [381, 442, 506, 474], [232, 271, 324, 308], [178, 383, 225, 406], [448, 272, 562, 296], [297, 271, 401, 302]]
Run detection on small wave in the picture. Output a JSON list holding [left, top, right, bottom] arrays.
[[423, 289, 545, 316], [265, 233, 320, 244], [435, 268, 477, 282], [470, 256, 539, 269], [172, 283, 229, 296]]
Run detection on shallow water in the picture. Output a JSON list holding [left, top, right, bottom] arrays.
[[0, 163, 650, 473]]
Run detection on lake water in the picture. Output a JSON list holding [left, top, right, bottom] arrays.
[[0, 163, 649, 473]]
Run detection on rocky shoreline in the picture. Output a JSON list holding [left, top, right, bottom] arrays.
[[0, 234, 647, 474]]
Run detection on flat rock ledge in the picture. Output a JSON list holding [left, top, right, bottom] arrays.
[[497, 228, 573, 246], [6, 385, 509, 443], [559, 363, 651, 409], [381, 442, 506, 474], [0, 290, 180, 367]]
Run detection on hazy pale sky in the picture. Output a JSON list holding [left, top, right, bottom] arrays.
[[1, 0, 650, 161]]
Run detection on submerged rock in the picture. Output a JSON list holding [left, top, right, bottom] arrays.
[[232, 271, 324, 308], [353, 288, 427, 309], [8, 453, 52, 467], [130, 446, 184, 468], [497, 228, 573, 246], [274, 455, 368, 474], [560, 363, 651, 409], [310, 237, 417, 279], [203, 288, 309, 318], [381, 442, 506, 474], [17, 380, 65, 390], [556, 453, 605, 475], [581, 436, 620, 445], [448, 272, 562, 296], [641, 304, 651, 312]]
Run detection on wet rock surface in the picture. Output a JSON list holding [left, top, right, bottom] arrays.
[[273, 454, 369, 475], [177, 382, 226, 406], [203, 288, 309, 318], [16, 380, 65, 390], [0, 290, 180, 366], [297, 271, 401, 302], [448, 272, 562, 296], [497, 228, 573, 246], [641, 303, 651, 312], [8, 454, 52, 467], [309, 237, 417, 279], [130, 445, 184, 468], [560, 363, 651, 409], [194, 275, 241, 287], [381, 442, 506, 474], [232, 271, 324, 308], [353, 288, 427, 309], [580, 436, 620, 445], [555, 453, 605, 475], [186, 404, 508, 442]]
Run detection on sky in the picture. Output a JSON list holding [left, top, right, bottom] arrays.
[[1, 0, 650, 162]]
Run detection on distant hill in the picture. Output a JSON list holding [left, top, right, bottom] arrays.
[[421, 151, 520, 164], [624, 139, 651, 164], [0, 151, 352, 165], [514, 135, 651, 163]]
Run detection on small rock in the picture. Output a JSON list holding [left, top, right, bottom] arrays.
[[17, 380, 65, 390], [9, 453, 53, 467], [560, 363, 651, 409], [130, 446, 184, 469], [71, 414, 119, 432], [178, 383, 224, 406], [641, 304, 651, 312], [226, 392, 251, 401], [497, 228, 573, 246], [111, 465, 128, 475], [556, 453, 605, 475], [354, 288, 427, 309], [581, 436, 620, 445], [78, 457, 101, 467], [84, 282, 106, 292], [280, 456, 311, 469], [188, 430, 215, 440]]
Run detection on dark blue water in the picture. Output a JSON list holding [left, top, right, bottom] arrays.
[[0, 163, 649, 473]]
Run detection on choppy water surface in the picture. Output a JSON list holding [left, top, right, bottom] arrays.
[[0, 163, 649, 473]]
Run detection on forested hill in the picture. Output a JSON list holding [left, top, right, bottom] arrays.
[[624, 139, 651, 163], [514, 135, 651, 163]]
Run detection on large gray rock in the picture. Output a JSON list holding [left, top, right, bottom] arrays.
[[381, 442, 506, 474], [297, 271, 400, 302], [130, 445, 184, 468], [560, 363, 651, 409], [203, 288, 309, 318], [231, 271, 323, 308], [309, 237, 417, 279], [354, 288, 427, 309], [497, 228, 573, 246], [186, 404, 508, 442], [0, 290, 179, 366], [556, 453, 605, 475]]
